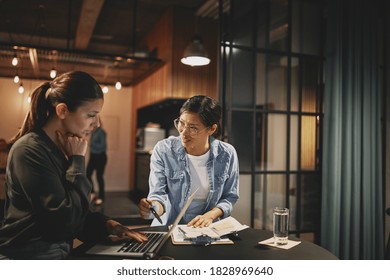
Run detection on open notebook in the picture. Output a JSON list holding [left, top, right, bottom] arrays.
[[86, 189, 198, 259]]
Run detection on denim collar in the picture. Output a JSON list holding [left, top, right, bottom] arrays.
[[173, 136, 217, 161]]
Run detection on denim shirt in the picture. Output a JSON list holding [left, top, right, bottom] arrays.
[[147, 136, 239, 226], [89, 127, 107, 154]]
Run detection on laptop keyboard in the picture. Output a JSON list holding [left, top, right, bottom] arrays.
[[118, 232, 165, 254]]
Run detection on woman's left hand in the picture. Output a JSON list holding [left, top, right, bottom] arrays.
[[187, 208, 223, 228], [187, 215, 214, 228], [56, 130, 88, 157]]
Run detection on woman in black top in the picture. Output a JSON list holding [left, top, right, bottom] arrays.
[[0, 71, 147, 259]]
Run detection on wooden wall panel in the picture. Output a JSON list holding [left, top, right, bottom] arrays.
[[130, 9, 173, 190], [129, 8, 218, 191], [172, 8, 218, 99]]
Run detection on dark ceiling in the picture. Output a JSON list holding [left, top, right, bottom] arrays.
[[0, 0, 213, 86]]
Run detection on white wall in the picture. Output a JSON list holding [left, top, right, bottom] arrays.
[[98, 85, 133, 191], [0, 78, 36, 140], [0, 77, 133, 192]]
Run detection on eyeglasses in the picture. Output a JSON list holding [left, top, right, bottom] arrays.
[[173, 118, 209, 137]]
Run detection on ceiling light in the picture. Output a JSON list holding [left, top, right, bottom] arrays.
[[102, 86, 109, 94], [14, 74, 20, 84], [18, 83, 24, 94], [115, 81, 122, 90], [50, 68, 57, 79], [181, 35, 210, 67], [12, 55, 18, 66]]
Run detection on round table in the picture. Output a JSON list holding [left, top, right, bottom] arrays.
[[158, 227, 338, 260]]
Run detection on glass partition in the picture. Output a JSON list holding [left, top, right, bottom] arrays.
[[222, 0, 324, 241]]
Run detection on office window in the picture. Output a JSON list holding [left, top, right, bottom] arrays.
[[267, 114, 287, 171], [291, 0, 322, 55], [290, 115, 299, 170], [231, 111, 254, 172], [256, 53, 290, 110], [232, 49, 255, 108], [290, 57, 300, 112], [231, 0, 255, 47], [269, 0, 289, 51], [221, 0, 324, 241]]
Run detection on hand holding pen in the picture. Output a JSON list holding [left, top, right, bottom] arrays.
[[148, 201, 163, 224], [138, 198, 163, 224]]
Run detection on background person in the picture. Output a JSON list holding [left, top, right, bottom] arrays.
[[138, 95, 239, 227], [0, 71, 146, 259], [87, 122, 107, 205]]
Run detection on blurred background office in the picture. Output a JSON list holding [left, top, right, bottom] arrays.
[[0, 0, 388, 260], [87, 123, 108, 206]]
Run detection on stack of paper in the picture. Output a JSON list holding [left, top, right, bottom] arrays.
[[171, 216, 248, 245]]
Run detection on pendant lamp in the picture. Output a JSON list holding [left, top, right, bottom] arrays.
[[181, 35, 210, 67]]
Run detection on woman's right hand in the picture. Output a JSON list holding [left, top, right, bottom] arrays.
[[107, 220, 148, 243], [56, 130, 88, 157], [138, 198, 163, 219]]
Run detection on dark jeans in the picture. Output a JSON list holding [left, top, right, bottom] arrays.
[[86, 153, 107, 200]]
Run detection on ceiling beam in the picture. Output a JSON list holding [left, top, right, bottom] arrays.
[[74, 0, 105, 50]]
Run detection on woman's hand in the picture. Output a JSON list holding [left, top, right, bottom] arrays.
[[187, 207, 223, 228], [56, 130, 88, 157], [187, 215, 214, 228], [106, 220, 148, 243], [138, 198, 164, 219]]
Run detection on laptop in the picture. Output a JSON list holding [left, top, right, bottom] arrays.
[[86, 189, 198, 259]]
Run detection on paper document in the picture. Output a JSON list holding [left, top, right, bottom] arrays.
[[175, 216, 248, 240], [178, 216, 248, 238], [258, 237, 301, 250], [209, 216, 248, 236], [171, 226, 233, 245]]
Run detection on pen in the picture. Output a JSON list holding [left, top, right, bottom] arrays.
[[177, 227, 188, 239], [148, 201, 163, 224]]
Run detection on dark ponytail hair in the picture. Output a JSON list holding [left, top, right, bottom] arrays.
[[10, 71, 103, 144], [180, 95, 222, 138]]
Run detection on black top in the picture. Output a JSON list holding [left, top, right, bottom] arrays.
[[0, 129, 109, 251]]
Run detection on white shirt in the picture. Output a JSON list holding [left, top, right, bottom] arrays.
[[187, 150, 210, 200]]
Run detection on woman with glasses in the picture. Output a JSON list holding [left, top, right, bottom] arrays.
[[139, 95, 239, 227]]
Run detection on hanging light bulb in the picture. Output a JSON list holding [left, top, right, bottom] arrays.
[[14, 74, 20, 83], [27, 96, 32, 103], [181, 35, 210, 67], [50, 68, 57, 79], [115, 64, 122, 90], [102, 85, 109, 94], [18, 83, 24, 94], [115, 81, 122, 90], [12, 55, 18, 66]]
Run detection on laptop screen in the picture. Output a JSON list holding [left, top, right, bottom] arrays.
[[148, 188, 199, 258]]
